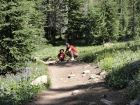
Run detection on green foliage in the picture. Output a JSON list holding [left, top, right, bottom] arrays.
[[126, 71, 140, 100], [100, 56, 113, 70], [41, 0, 140, 45], [30, 39, 140, 99], [67, 0, 88, 42], [0, 0, 46, 73], [88, 0, 119, 44], [0, 61, 50, 105], [32, 45, 64, 60], [78, 40, 140, 89], [117, 0, 130, 40]]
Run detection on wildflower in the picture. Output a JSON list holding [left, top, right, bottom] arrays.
[[39, 70, 43, 73], [25, 67, 30, 71], [21, 69, 26, 74], [26, 68, 31, 75], [27, 76, 30, 81], [131, 57, 134, 61], [111, 65, 114, 70], [132, 85, 136, 90], [0, 83, 2, 89], [15, 76, 20, 82], [121, 49, 124, 55], [4, 88, 7, 92], [21, 76, 24, 81], [11, 90, 15, 96], [133, 66, 138, 72], [35, 67, 38, 70], [27, 86, 31, 90]]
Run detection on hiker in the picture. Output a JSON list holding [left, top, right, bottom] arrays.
[[65, 43, 78, 61], [57, 49, 66, 62]]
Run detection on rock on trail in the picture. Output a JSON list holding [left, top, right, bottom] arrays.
[[26, 61, 130, 105]]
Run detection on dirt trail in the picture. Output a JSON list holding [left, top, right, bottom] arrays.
[[27, 61, 130, 105]]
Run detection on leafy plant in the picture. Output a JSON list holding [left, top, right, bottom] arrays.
[[126, 70, 140, 100], [0, 61, 50, 105]]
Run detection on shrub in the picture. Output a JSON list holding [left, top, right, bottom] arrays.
[[0, 61, 50, 105]]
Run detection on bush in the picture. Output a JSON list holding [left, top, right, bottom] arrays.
[[0, 61, 50, 105], [126, 69, 140, 100]]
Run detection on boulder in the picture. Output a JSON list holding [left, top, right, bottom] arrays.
[[30, 75, 47, 86]]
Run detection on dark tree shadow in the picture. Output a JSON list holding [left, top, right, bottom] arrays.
[[30, 82, 130, 105]]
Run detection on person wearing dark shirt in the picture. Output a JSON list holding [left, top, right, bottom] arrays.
[[57, 49, 65, 61]]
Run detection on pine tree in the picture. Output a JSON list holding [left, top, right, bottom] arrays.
[[135, 0, 140, 36], [88, 0, 119, 44], [0, 0, 45, 73], [67, 0, 87, 43], [44, 0, 57, 43], [116, 0, 130, 40]]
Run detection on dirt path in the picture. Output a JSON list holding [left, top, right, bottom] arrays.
[[27, 61, 130, 105]]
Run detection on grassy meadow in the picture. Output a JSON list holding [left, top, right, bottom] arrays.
[[1, 39, 140, 104]]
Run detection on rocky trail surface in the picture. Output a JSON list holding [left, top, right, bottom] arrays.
[[27, 61, 132, 105]]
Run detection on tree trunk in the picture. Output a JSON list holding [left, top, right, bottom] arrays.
[[132, 0, 136, 37]]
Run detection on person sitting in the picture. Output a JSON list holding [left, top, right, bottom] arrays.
[[57, 49, 66, 62], [65, 43, 78, 61]]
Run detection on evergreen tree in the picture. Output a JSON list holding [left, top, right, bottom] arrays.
[[0, 0, 45, 73], [116, 0, 130, 41], [135, 0, 140, 37], [84, 0, 97, 45], [67, 0, 87, 43], [88, 0, 119, 44], [56, 0, 68, 40], [44, 0, 87, 45], [115, 0, 140, 40], [44, 0, 57, 43], [127, 0, 137, 38]]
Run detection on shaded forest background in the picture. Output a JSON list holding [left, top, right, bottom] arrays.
[[0, 0, 140, 73]]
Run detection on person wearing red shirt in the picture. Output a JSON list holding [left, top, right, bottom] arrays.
[[57, 49, 65, 62], [65, 43, 78, 61]]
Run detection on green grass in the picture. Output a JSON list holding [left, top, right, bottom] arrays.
[[0, 61, 50, 105], [32, 40, 140, 100], [1, 39, 140, 105]]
